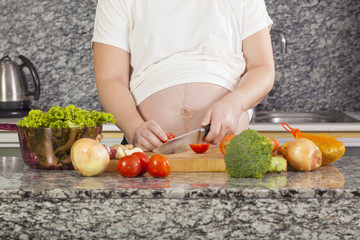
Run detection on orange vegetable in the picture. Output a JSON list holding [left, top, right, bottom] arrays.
[[282, 123, 345, 166], [219, 135, 235, 155], [269, 138, 280, 152]]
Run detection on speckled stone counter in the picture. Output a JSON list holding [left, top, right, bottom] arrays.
[[0, 155, 359, 239]]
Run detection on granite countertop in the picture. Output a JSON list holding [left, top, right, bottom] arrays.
[[1, 155, 359, 200], [1, 154, 360, 239]]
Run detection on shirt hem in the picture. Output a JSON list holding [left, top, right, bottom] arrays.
[[91, 37, 130, 53], [242, 20, 273, 40]]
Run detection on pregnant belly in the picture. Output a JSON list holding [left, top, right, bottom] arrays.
[[137, 83, 230, 136]]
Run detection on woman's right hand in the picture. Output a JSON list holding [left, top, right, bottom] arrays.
[[131, 120, 168, 151]]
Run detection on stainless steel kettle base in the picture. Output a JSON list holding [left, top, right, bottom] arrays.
[[0, 101, 30, 110], [0, 108, 30, 118]]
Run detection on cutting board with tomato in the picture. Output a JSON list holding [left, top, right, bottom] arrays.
[[106, 147, 226, 172]]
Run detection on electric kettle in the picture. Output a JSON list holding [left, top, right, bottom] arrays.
[[0, 55, 40, 113]]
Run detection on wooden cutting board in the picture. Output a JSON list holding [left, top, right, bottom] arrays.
[[106, 147, 226, 172]]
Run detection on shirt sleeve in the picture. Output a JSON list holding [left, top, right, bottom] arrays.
[[242, 0, 273, 40], [92, 0, 130, 53]]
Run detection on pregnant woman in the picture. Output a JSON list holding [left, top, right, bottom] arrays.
[[92, 0, 275, 151]]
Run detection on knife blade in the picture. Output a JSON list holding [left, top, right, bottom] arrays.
[[153, 124, 211, 154]]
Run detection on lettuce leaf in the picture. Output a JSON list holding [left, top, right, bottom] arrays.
[[18, 105, 115, 128]]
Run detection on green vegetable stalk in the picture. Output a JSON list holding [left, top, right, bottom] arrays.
[[224, 129, 287, 178]]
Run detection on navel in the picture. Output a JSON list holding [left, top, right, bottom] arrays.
[[180, 107, 194, 117]]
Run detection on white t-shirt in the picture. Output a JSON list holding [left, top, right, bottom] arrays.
[[92, 0, 273, 105]]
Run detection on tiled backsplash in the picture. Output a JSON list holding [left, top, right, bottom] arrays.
[[1, 0, 359, 112]]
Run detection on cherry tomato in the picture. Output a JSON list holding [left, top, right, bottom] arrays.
[[269, 138, 280, 152], [163, 133, 176, 143], [220, 135, 235, 155], [148, 154, 171, 178], [132, 152, 149, 175], [116, 155, 141, 178], [189, 143, 210, 154]]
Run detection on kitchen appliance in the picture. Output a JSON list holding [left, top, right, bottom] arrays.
[[0, 55, 40, 118], [153, 124, 211, 154]]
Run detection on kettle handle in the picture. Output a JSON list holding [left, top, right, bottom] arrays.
[[18, 55, 40, 100]]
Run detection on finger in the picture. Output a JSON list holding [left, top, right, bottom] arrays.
[[206, 115, 236, 145], [147, 120, 168, 142], [213, 120, 239, 145], [211, 130, 226, 145], [137, 121, 169, 150], [140, 130, 163, 150], [220, 120, 237, 137], [133, 143, 150, 152], [204, 120, 221, 143], [133, 133, 155, 151]]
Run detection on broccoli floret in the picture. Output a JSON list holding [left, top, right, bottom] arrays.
[[224, 129, 286, 178]]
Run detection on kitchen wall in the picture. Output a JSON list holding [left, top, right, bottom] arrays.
[[264, 0, 360, 112], [1, 0, 359, 112]]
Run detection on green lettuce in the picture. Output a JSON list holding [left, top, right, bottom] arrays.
[[18, 105, 115, 128]]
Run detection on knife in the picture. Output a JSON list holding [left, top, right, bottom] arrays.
[[153, 124, 211, 154]]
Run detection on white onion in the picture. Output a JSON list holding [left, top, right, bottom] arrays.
[[286, 138, 322, 172], [70, 138, 110, 176]]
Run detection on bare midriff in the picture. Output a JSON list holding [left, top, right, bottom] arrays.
[[137, 82, 234, 136]]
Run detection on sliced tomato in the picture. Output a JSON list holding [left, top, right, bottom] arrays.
[[220, 135, 235, 155], [190, 143, 210, 154], [163, 132, 176, 143]]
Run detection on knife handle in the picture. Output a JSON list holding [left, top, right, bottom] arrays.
[[203, 124, 211, 137]]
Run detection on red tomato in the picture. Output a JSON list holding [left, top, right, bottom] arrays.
[[163, 133, 176, 143], [148, 154, 171, 178], [269, 138, 280, 152], [189, 143, 210, 154], [220, 135, 235, 155], [131, 152, 149, 175], [116, 155, 141, 178]]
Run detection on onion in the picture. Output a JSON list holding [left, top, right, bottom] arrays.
[[103, 144, 117, 159], [286, 138, 322, 172], [70, 138, 110, 176]]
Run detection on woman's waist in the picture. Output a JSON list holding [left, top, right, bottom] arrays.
[[139, 82, 230, 106], [137, 83, 230, 135]]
